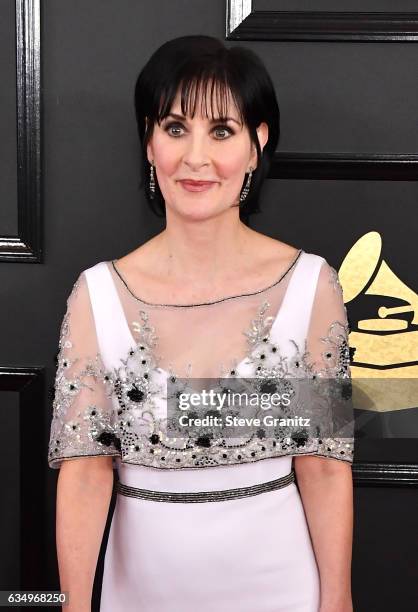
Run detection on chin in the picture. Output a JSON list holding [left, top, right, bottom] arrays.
[[171, 200, 228, 221]]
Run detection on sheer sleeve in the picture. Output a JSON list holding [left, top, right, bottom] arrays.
[[303, 259, 355, 463], [47, 272, 121, 469]]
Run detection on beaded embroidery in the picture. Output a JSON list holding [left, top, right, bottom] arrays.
[[48, 265, 354, 469]]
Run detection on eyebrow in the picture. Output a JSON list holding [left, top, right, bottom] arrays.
[[164, 112, 242, 126]]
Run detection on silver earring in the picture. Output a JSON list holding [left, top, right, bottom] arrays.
[[239, 167, 253, 203], [149, 160, 155, 199]]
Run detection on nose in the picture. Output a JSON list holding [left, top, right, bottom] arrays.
[[182, 130, 211, 170]]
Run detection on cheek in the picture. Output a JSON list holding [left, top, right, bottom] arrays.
[[213, 139, 251, 180], [217, 155, 248, 180], [152, 139, 178, 176]]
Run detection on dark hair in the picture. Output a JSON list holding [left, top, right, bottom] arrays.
[[134, 35, 280, 221]]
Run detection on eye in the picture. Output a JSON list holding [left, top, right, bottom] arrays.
[[213, 125, 234, 139], [164, 122, 184, 137], [163, 121, 234, 139]]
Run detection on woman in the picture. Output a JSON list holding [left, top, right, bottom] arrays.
[[48, 35, 354, 612]]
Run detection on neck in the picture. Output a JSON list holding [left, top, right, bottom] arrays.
[[154, 213, 255, 286]]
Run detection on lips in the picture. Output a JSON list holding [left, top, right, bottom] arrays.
[[180, 180, 216, 186], [179, 180, 217, 192]]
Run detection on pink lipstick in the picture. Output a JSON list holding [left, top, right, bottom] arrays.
[[179, 180, 217, 192]]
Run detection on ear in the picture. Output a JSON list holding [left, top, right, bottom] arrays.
[[146, 143, 154, 165], [145, 117, 154, 164], [249, 122, 269, 169], [257, 122, 269, 151]]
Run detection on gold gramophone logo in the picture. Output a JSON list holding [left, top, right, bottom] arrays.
[[339, 231, 418, 412]]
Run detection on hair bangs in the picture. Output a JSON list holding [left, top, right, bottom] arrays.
[[156, 69, 245, 127]]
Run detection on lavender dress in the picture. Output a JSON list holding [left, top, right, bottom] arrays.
[[48, 249, 353, 612]]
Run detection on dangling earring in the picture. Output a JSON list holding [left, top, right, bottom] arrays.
[[239, 167, 253, 203], [149, 159, 155, 199]]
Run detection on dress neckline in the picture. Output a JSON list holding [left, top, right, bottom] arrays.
[[100, 250, 307, 380], [109, 248, 304, 308]]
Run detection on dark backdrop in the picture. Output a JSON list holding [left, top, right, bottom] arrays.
[[0, 1, 417, 611]]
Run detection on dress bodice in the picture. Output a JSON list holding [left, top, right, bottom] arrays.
[[48, 250, 354, 470]]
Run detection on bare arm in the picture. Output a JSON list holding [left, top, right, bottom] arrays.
[[294, 455, 353, 612], [56, 456, 114, 612]]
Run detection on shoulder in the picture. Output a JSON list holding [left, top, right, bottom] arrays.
[[303, 254, 347, 320], [73, 259, 114, 293], [246, 232, 298, 257], [294, 251, 345, 305], [81, 259, 110, 275], [299, 248, 326, 266], [300, 250, 338, 279], [243, 234, 302, 274], [64, 260, 110, 308], [245, 233, 328, 271]]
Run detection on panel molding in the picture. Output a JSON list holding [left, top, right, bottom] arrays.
[[0, 0, 42, 262], [0, 366, 46, 587], [226, 3, 418, 42], [271, 152, 418, 180], [353, 462, 418, 487]]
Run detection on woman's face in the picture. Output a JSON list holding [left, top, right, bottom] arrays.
[[146, 87, 268, 220]]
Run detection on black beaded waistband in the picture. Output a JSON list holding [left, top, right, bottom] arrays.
[[116, 469, 295, 503]]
